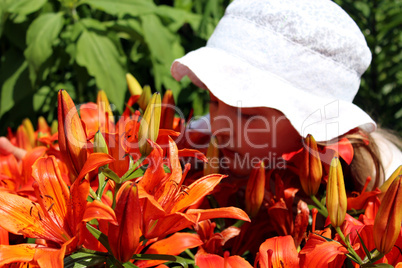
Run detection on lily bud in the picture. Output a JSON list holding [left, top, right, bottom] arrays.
[[109, 182, 142, 263], [57, 89, 88, 179], [97, 90, 115, 124], [37, 116, 50, 136], [203, 136, 220, 176], [50, 120, 58, 135], [22, 118, 35, 148], [138, 93, 161, 156], [126, 73, 143, 96], [299, 134, 322, 196], [245, 161, 265, 217], [326, 157, 347, 227], [94, 131, 109, 154], [379, 165, 402, 201], [160, 89, 175, 129], [138, 85, 152, 111], [373, 175, 402, 254], [16, 125, 32, 151]]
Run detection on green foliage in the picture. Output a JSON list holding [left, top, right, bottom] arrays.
[[1, 0, 400, 135], [334, 0, 402, 134], [0, 0, 227, 134]]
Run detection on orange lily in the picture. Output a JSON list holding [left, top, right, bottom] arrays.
[[0, 155, 116, 267], [136, 232, 203, 268], [138, 137, 250, 239], [58, 89, 88, 181], [299, 232, 350, 267], [256, 235, 299, 268], [108, 182, 142, 263], [195, 249, 253, 268]]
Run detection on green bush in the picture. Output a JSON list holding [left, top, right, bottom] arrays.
[[0, 0, 229, 134], [1, 0, 401, 135]]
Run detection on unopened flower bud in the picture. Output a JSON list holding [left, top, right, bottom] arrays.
[[326, 157, 347, 227], [93, 131, 109, 154], [126, 73, 143, 96], [138, 93, 161, 156], [245, 161, 265, 217], [374, 175, 402, 254], [22, 118, 35, 148], [300, 134, 322, 196], [203, 136, 219, 176], [57, 89, 88, 180], [379, 165, 402, 201], [160, 89, 175, 130], [138, 85, 152, 111]]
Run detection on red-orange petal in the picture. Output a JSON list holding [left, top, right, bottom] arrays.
[[136, 233, 203, 267], [32, 156, 70, 226], [171, 174, 226, 213], [76, 152, 115, 181], [187, 207, 250, 222], [82, 200, 117, 225], [258, 236, 299, 268]]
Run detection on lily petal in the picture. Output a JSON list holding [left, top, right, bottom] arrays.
[[258, 236, 299, 268], [76, 152, 115, 181], [187, 207, 250, 222], [171, 174, 226, 213], [136, 233, 203, 268], [32, 156, 70, 227], [82, 200, 117, 225]]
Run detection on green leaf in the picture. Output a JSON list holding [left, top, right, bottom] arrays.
[[101, 167, 121, 183], [7, 0, 47, 17], [356, 232, 372, 261], [141, 14, 184, 92], [86, 223, 112, 253], [24, 12, 64, 79], [80, 0, 156, 17], [76, 30, 126, 111], [0, 49, 32, 117], [64, 251, 107, 268]]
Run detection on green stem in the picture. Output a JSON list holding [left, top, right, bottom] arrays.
[[112, 183, 122, 210], [184, 249, 195, 260], [310, 195, 328, 217], [89, 187, 97, 200], [335, 227, 363, 265]]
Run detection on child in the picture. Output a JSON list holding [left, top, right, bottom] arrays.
[[171, 0, 402, 190]]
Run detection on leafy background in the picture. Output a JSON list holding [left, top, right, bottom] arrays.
[[0, 0, 401, 135]]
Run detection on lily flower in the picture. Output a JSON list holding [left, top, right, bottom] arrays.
[[0, 155, 116, 267], [108, 182, 142, 263], [138, 137, 250, 239], [256, 235, 299, 268]]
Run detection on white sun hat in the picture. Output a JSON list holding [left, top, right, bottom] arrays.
[[171, 0, 376, 142]]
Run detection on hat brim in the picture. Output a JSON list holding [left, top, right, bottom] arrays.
[[171, 47, 376, 142]]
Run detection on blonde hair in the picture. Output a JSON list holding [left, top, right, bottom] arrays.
[[346, 128, 401, 191]]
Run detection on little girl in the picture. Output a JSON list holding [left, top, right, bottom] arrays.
[[171, 0, 402, 190]]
